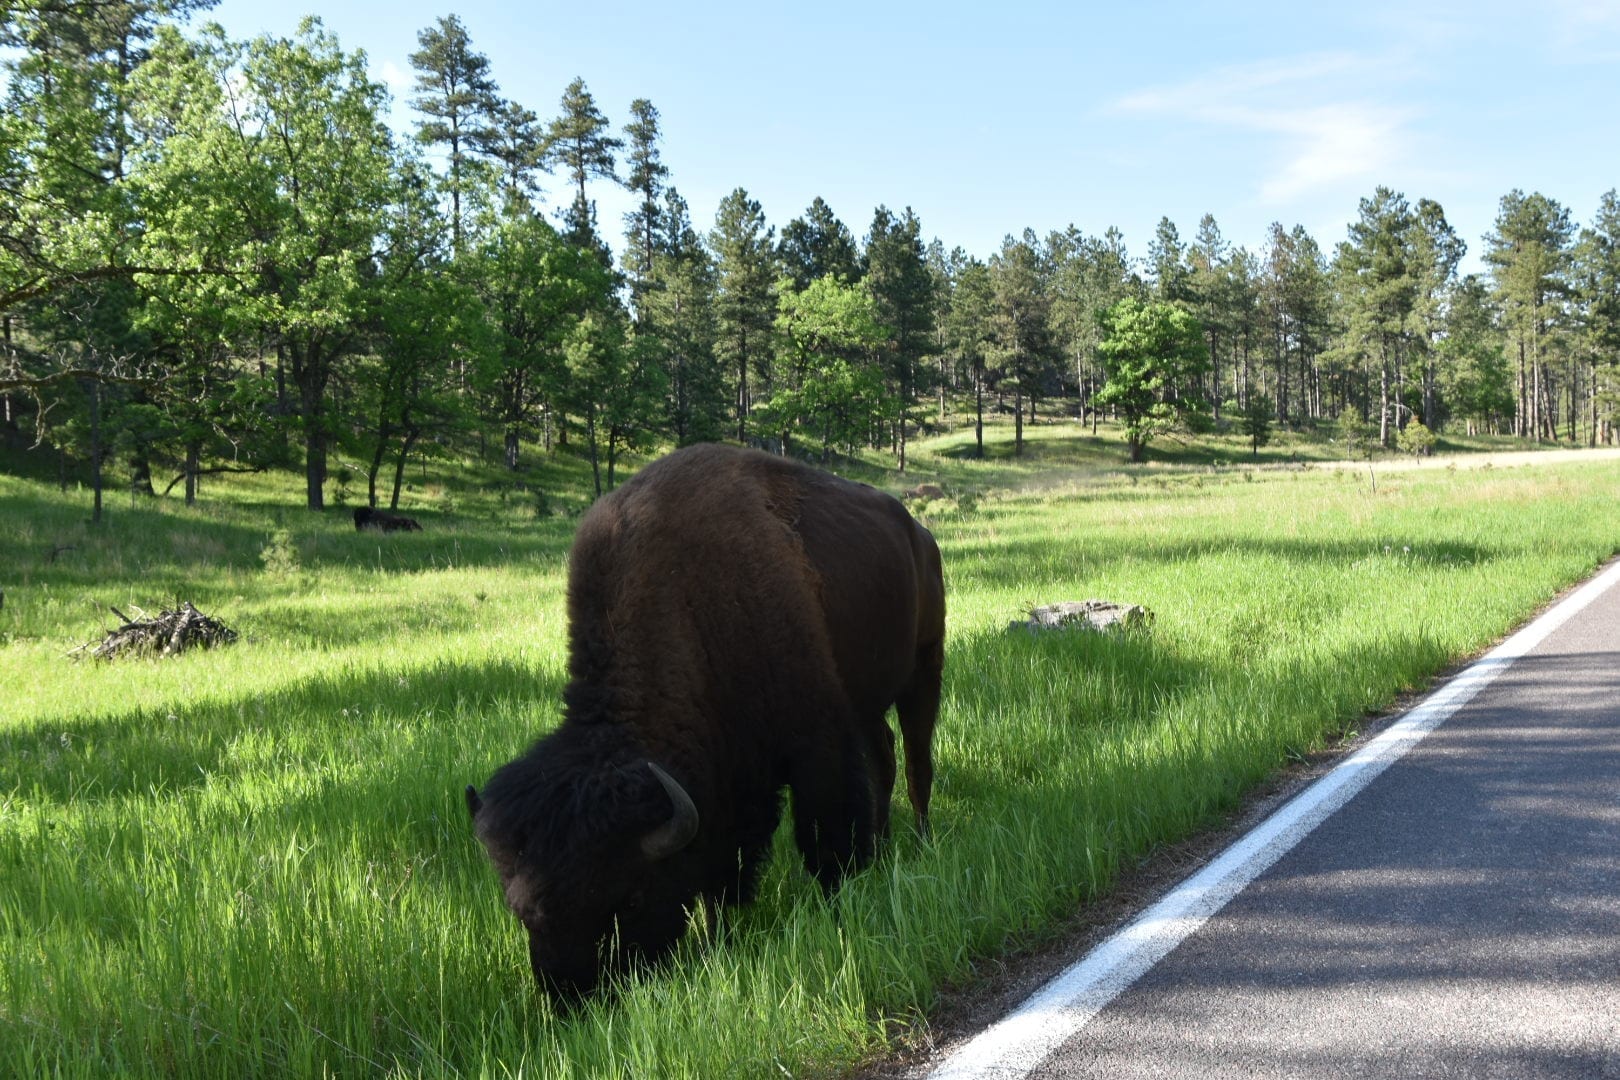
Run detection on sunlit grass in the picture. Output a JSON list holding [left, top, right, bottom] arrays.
[[2, 439, 1617, 1077]]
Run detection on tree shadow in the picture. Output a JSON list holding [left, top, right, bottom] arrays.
[[1, 655, 568, 808]]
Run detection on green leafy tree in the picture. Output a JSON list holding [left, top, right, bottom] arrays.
[[0, 1, 217, 510], [468, 205, 601, 469], [127, 23, 261, 504], [1188, 213, 1233, 419], [558, 307, 659, 496], [1094, 296, 1209, 462], [361, 159, 481, 509], [230, 18, 399, 510], [1408, 199, 1464, 429], [766, 274, 889, 460], [1395, 419, 1435, 456], [1046, 225, 1140, 429]]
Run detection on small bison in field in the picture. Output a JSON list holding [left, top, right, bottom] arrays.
[[465, 443, 945, 999], [353, 506, 422, 532]]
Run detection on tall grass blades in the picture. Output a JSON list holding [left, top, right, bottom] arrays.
[[1, 455, 1617, 1078]]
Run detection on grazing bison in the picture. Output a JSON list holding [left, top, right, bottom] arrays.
[[353, 506, 422, 532], [465, 443, 945, 998]]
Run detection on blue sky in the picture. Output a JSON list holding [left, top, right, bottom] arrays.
[[206, 0, 1620, 274]]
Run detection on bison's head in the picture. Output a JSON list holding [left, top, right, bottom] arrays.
[[465, 759, 701, 1000]]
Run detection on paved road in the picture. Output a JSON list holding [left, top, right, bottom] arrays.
[[929, 560, 1620, 1079]]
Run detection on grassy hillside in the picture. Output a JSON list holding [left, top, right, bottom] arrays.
[[2, 427, 1617, 1077]]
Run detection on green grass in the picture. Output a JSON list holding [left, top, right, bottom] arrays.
[[2, 430, 1618, 1078]]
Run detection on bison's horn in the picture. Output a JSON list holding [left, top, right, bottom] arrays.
[[641, 762, 699, 860], [464, 784, 482, 819]]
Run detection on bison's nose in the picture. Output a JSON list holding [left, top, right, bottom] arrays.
[[529, 932, 598, 1003]]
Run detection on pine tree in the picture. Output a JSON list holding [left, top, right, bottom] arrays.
[[708, 188, 775, 441], [621, 98, 668, 316], [546, 77, 621, 251], [987, 233, 1053, 457], [1335, 191, 1417, 445], [1408, 199, 1464, 428], [943, 255, 995, 456], [1149, 216, 1192, 307], [1436, 275, 1512, 435], [478, 98, 547, 213], [864, 206, 935, 470], [778, 197, 861, 291], [1573, 191, 1620, 444], [408, 14, 500, 258], [1484, 190, 1573, 440], [644, 188, 726, 446], [1188, 214, 1230, 419]]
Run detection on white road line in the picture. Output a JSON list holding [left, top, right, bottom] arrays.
[[929, 557, 1620, 1080]]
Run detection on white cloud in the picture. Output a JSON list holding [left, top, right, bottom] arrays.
[[374, 59, 409, 96], [1112, 53, 1415, 207]]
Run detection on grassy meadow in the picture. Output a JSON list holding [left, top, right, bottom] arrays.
[[2, 423, 1618, 1077]]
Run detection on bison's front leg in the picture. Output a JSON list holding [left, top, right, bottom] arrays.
[[788, 734, 879, 894]]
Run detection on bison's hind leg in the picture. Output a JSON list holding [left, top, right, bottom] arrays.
[[895, 638, 943, 837]]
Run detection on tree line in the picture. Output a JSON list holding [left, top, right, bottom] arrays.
[[3, 2, 1618, 518]]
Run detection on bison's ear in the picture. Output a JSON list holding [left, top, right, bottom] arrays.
[[464, 784, 483, 819]]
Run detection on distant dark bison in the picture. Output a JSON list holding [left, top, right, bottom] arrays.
[[353, 506, 421, 532], [465, 443, 945, 998]]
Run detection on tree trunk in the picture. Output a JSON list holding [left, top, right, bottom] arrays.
[[1014, 380, 1024, 456], [389, 426, 419, 510], [184, 440, 200, 507], [587, 409, 602, 497], [974, 361, 985, 458], [367, 430, 388, 508], [1590, 362, 1599, 448], [87, 377, 103, 525], [291, 340, 329, 511], [1378, 344, 1391, 447]]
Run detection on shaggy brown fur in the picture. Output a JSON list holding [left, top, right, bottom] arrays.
[[467, 443, 945, 997]]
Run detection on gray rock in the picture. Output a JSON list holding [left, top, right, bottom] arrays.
[[1014, 600, 1154, 634]]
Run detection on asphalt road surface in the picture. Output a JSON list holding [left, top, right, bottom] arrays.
[[929, 559, 1620, 1079]]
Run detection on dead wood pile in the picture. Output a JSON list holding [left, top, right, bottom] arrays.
[[74, 601, 239, 660]]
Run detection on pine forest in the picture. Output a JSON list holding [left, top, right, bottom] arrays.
[[5, 4, 1619, 509]]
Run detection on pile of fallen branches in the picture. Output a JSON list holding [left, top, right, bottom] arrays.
[[73, 601, 238, 660]]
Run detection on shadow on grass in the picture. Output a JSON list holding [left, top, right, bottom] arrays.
[[1, 654, 568, 808], [0, 481, 577, 594]]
